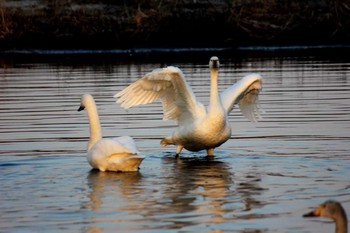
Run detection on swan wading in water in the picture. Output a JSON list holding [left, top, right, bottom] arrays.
[[115, 56, 262, 156], [303, 200, 348, 233], [78, 94, 144, 172]]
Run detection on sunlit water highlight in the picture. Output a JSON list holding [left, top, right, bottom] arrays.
[[0, 54, 349, 232]]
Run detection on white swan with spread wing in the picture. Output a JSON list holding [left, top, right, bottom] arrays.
[[78, 94, 144, 171], [115, 56, 262, 156]]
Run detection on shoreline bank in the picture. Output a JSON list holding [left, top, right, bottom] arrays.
[[1, 0, 350, 50]]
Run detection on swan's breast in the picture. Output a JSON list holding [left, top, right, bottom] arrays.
[[173, 117, 231, 151]]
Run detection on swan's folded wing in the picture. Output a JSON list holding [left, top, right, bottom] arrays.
[[115, 66, 205, 121], [90, 137, 138, 157], [111, 136, 139, 154], [220, 74, 263, 122]]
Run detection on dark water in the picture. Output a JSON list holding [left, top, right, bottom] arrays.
[[0, 53, 349, 232]]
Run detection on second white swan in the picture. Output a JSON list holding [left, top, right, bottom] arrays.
[[115, 56, 262, 156], [78, 94, 144, 172]]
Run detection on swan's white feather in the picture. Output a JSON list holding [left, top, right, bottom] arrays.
[[88, 137, 138, 161], [110, 135, 139, 154], [115, 66, 206, 121]]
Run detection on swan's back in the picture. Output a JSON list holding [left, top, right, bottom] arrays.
[[88, 136, 143, 172]]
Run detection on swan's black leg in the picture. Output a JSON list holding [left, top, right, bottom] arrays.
[[175, 145, 183, 158], [207, 148, 214, 156]]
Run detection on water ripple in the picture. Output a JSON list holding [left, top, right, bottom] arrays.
[[0, 55, 349, 232]]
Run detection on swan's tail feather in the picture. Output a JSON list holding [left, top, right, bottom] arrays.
[[119, 157, 144, 172], [108, 155, 144, 172]]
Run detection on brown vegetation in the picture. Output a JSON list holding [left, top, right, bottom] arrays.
[[0, 0, 350, 50]]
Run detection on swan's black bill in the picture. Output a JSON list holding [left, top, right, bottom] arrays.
[[303, 211, 318, 217], [212, 61, 219, 68], [77, 106, 85, 112]]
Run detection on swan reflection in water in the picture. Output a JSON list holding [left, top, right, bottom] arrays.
[[159, 155, 234, 223], [84, 155, 267, 232], [84, 170, 143, 232], [86, 170, 143, 211]]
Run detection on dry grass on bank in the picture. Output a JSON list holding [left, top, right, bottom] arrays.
[[0, 0, 350, 49]]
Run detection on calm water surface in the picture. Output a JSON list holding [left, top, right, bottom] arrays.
[[0, 53, 349, 233]]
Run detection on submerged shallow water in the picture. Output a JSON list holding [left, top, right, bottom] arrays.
[[0, 52, 349, 232]]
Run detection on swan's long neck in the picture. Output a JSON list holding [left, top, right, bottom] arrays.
[[85, 100, 102, 151], [335, 211, 348, 233], [208, 68, 224, 116]]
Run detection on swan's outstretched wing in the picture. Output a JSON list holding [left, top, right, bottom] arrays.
[[220, 74, 263, 122], [114, 66, 206, 121]]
